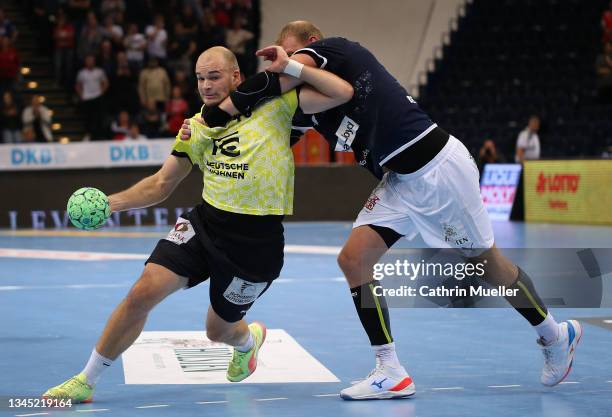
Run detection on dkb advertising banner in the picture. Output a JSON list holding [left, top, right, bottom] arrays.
[[0, 140, 174, 171]]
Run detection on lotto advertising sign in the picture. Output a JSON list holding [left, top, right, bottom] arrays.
[[479, 164, 522, 221], [523, 160, 612, 225]]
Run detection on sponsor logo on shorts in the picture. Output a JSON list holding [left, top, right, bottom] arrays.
[[335, 116, 359, 151], [443, 223, 471, 247], [223, 277, 267, 305], [364, 194, 380, 211], [164, 217, 195, 245]]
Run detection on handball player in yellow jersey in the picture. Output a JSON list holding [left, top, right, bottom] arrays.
[[42, 46, 352, 403]]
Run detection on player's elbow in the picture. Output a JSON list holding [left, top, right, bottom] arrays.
[[152, 174, 177, 202], [156, 177, 178, 201], [339, 84, 354, 104]]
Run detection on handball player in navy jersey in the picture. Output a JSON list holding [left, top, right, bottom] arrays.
[[181, 21, 581, 400]]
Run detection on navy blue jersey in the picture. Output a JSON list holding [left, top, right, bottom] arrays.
[[293, 37, 435, 179]]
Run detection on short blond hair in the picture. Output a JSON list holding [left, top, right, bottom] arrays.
[[276, 20, 324, 45]]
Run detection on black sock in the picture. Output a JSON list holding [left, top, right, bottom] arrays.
[[505, 267, 548, 326], [351, 281, 393, 345]]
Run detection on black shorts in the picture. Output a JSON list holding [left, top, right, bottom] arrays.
[[146, 200, 284, 322]]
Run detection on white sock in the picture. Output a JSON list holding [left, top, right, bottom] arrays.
[[82, 349, 113, 386], [235, 330, 254, 352], [535, 313, 560, 345], [373, 342, 402, 369]]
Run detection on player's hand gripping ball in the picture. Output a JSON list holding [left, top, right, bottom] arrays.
[[67, 187, 111, 230]]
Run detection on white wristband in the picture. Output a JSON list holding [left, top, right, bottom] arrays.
[[283, 60, 304, 78]]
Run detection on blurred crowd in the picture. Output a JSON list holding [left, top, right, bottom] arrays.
[[1, 0, 259, 142]]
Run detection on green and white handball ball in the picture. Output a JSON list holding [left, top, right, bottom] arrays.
[[67, 187, 111, 230]]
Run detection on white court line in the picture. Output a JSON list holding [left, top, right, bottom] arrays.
[[0, 279, 350, 291], [285, 245, 341, 255], [135, 404, 169, 409], [75, 409, 109, 413], [276, 277, 345, 283], [196, 401, 228, 405], [488, 384, 521, 388], [0, 245, 341, 262], [559, 381, 580, 384], [430, 387, 464, 391], [254, 397, 288, 402], [15, 413, 50, 417], [313, 393, 339, 397], [0, 248, 147, 261], [603, 320, 612, 324], [0, 284, 130, 291]]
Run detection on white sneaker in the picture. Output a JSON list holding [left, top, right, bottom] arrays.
[[340, 365, 415, 400], [539, 320, 582, 386]]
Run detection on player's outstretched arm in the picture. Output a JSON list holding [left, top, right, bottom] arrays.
[[208, 47, 344, 118], [178, 47, 344, 139], [258, 45, 353, 113], [108, 155, 192, 213]]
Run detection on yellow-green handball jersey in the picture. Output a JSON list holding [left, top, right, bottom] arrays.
[[172, 91, 298, 216]]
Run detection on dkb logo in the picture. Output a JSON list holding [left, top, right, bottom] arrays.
[[212, 131, 240, 157]]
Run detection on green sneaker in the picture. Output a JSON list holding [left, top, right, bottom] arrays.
[[227, 322, 267, 382], [42, 373, 93, 403]]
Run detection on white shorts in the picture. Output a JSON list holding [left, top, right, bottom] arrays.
[[354, 136, 494, 255]]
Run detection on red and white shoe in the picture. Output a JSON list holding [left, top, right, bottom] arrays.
[[539, 320, 582, 386], [340, 365, 415, 400]]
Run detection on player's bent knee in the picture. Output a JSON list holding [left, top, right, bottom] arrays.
[[123, 281, 157, 315], [123, 294, 150, 317], [205, 325, 230, 343], [123, 271, 174, 314], [337, 248, 360, 275]]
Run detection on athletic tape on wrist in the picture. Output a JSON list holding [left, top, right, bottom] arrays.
[[283, 60, 304, 78]]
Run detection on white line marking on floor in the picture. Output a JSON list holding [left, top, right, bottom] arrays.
[[488, 384, 521, 388], [0, 283, 130, 291], [559, 381, 580, 384], [0, 230, 163, 238], [0, 248, 148, 261], [430, 387, 464, 391], [254, 397, 288, 402], [285, 245, 340, 255], [0, 245, 341, 262], [196, 401, 228, 405], [603, 320, 612, 324], [276, 277, 345, 283], [75, 409, 109, 413], [135, 404, 169, 409], [313, 393, 339, 397], [15, 413, 50, 417]]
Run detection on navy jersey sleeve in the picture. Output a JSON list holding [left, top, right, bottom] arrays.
[[290, 108, 314, 146], [293, 37, 348, 70]]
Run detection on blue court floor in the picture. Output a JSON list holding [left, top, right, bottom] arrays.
[[1, 221, 611, 417]]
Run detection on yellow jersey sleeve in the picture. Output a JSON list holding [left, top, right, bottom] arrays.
[[171, 112, 202, 165]]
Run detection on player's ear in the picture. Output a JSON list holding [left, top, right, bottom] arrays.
[[231, 69, 242, 87], [308, 35, 319, 44]]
